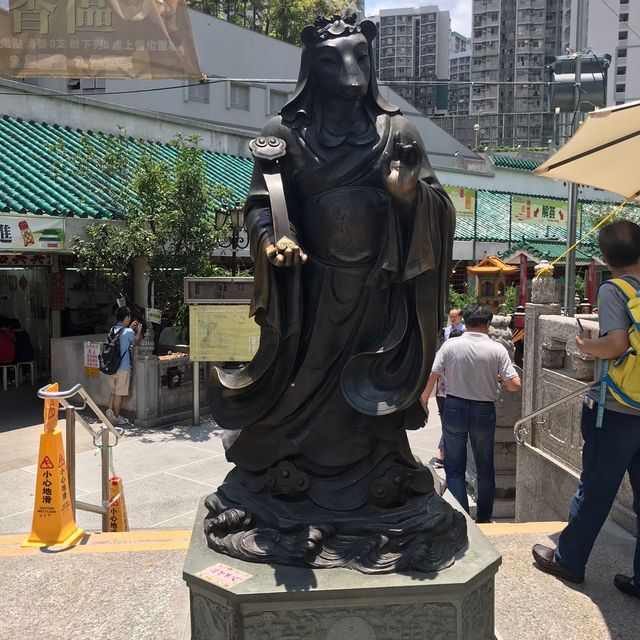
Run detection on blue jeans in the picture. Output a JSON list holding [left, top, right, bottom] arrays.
[[443, 395, 496, 521], [555, 404, 640, 581]]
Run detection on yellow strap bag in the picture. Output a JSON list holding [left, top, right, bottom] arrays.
[[603, 278, 640, 410]]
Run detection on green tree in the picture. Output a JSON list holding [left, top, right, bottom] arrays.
[[187, 0, 359, 45], [500, 285, 518, 315], [69, 132, 236, 325], [448, 285, 477, 313]]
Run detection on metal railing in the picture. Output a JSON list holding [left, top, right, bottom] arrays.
[[37, 384, 122, 532], [513, 381, 598, 445]]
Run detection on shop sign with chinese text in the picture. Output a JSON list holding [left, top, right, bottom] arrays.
[[511, 195, 581, 226], [0, 214, 65, 251], [0, 0, 201, 79], [444, 186, 476, 218]]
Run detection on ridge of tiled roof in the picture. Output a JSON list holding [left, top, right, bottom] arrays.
[[0, 114, 254, 219], [490, 155, 542, 171]]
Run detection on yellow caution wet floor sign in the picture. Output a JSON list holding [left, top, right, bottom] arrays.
[[108, 476, 129, 532], [22, 383, 85, 548]]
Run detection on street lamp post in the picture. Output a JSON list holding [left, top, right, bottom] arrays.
[[473, 122, 480, 149], [215, 207, 248, 276]]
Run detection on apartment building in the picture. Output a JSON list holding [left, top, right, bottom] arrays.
[[571, 0, 640, 106], [448, 31, 471, 115], [372, 6, 450, 115], [437, 0, 637, 150]]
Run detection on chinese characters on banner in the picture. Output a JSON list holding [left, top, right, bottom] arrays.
[[83, 340, 101, 376], [197, 563, 253, 589], [444, 185, 476, 218], [50, 271, 65, 310], [511, 195, 582, 227], [0, 0, 201, 78]]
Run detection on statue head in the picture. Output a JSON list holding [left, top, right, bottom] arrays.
[[280, 15, 399, 124]]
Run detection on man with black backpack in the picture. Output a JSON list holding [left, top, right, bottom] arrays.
[[101, 306, 142, 427], [533, 220, 640, 601]]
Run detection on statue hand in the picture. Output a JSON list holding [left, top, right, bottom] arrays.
[[383, 131, 421, 203], [265, 239, 308, 268]]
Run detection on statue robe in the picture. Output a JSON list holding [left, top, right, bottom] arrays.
[[208, 110, 456, 513]]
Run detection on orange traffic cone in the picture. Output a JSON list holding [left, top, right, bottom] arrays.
[[22, 384, 84, 547], [108, 476, 129, 532]]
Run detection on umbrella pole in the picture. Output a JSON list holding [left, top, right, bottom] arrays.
[[564, 4, 585, 317], [565, 181, 579, 317]]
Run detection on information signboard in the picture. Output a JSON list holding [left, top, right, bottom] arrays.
[[189, 305, 260, 362]]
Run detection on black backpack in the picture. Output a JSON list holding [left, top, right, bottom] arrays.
[[99, 326, 125, 375]]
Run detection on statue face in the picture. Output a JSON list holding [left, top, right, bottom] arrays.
[[312, 33, 371, 100]]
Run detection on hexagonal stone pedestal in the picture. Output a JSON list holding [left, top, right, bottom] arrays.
[[183, 497, 501, 640]]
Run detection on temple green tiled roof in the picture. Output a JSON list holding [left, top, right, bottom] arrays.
[[502, 238, 597, 263], [0, 115, 254, 219], [490, 155, 542, 171], [453, 189, 640, 249]]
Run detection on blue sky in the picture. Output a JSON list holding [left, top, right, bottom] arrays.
[[366, 1, 472, 37]]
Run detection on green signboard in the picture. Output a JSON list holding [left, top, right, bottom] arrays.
[[511, 195, 581, 227], [444, 186, 476, 218]]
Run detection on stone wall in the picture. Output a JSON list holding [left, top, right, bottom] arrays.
[[515, 306, 636, 534], [50, 334, 207, 427]]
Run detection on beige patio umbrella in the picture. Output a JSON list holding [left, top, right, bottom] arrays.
[[534, 100, 640, 200]]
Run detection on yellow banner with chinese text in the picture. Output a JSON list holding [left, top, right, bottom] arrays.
[[0, 0, 201, 78]]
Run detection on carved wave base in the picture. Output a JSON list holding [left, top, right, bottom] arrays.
[[184, 497, 502, 640], [203, 479, 468, 575]]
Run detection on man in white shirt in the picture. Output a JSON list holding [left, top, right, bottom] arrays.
[[421, 303, 521, 522]]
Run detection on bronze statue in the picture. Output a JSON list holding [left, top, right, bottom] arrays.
[[205, 15, 467, 574]]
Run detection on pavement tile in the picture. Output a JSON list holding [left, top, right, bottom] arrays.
[[1, 550, 189, 640], [495, 524, 640, 640], [76, 471, 219, 530], [164, 456, 235, 491]]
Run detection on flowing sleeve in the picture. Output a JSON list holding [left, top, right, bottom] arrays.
[[207, 119, 303, 429]]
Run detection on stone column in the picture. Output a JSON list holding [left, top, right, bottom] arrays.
[[133, 329, 159, 427], [522, 262, 561, 427], [132, 257, 151, 309]]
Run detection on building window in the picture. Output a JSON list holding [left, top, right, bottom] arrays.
[[616, 83, 626, 93], [67, 78, 105, 94], [187, 82, 210, 104], [619, 31, 628, 40], [618, 48, 627, 57], [617, 65, 627, 75], [229, 83, 250, 111], [269, 90, 288, 115]]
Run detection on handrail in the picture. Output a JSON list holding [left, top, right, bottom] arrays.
[[38, 383, 121, 446], [37, 383, 83, 399], [513, 381, 598, 445], [38, 383, 123, 530]]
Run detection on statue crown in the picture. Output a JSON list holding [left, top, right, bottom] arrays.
[[314, 14, 359, 40], [301, 14, 375, 45]]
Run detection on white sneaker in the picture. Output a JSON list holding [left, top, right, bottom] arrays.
[[116, 415, 129, 426], [105, 409, 116, 425]]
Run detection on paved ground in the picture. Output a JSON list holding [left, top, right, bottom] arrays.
[[2, 390, 639, 639]]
